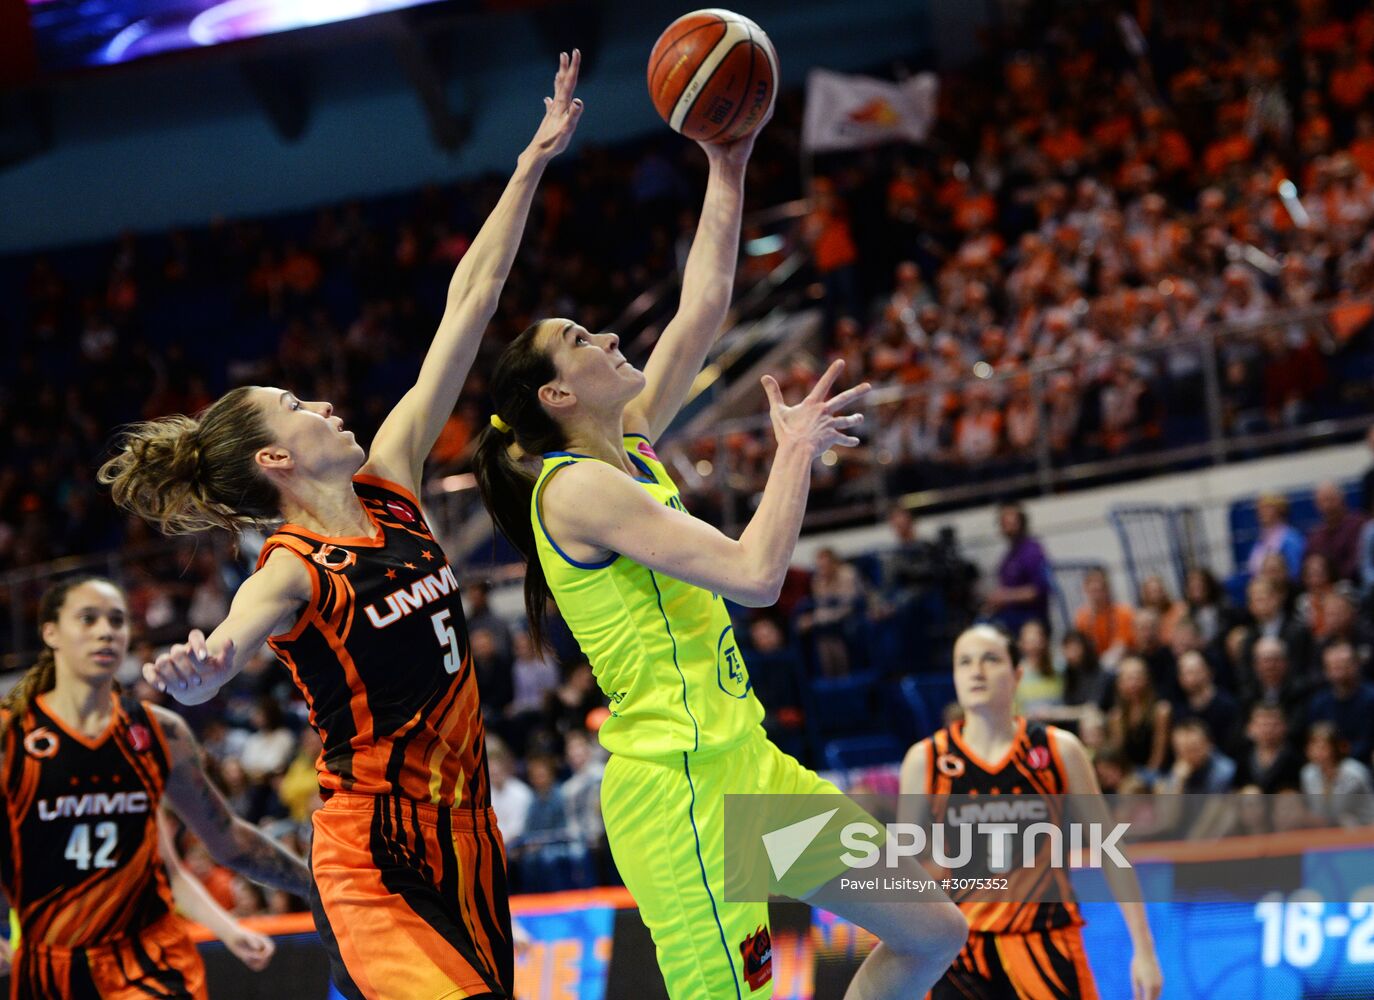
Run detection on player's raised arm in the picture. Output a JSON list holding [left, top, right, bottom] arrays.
[[544, 359, 867, 604], [366, 50, 585, 491], [143, 548, 310, 705], [153, 706, 311, 897], [1053, 727, 1164, 1000], [626, 128, 763, 442]]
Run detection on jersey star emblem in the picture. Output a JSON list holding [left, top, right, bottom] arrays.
[[420, 550, 435, 561], [404, 562, 417, 570], [385, 569, 397, 580]]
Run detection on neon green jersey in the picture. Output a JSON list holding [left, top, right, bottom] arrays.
[[532, 434, 765, 758]]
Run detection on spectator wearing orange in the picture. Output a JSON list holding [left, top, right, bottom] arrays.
[[1202, 118, 1255, 178], [1076, 567, 1137, 666], [1039, 114, 1087, 170], [1138, 574, 1186, 646], [1003, 380, 1039, 458], [280, 242, 322, 296], [953, 386, 1003, 466], [1329, 45, 1374, 112], [1349, 112, 1374, 179], [801, 176, 860, 324]]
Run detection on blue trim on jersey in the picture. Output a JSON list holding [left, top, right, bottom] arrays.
[[536, 460, 618, 570], [683, 752, 742, 1000], [544, 450, 654, 484], [650, 570, 700, 752], [623, 433, 653, 442], [627, 450, 657, 483]]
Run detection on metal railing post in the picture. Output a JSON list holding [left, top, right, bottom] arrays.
[[1031, 369, 1054, 496], [868, 394, 888, 513], [1200, 326, 1228, 466]]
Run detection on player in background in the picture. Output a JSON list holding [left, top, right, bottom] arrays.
[[99, 53, 584, 1000], [0, 576, 307, 999], [901, 623, 1164, 1000], [472, 112, 967, 998]]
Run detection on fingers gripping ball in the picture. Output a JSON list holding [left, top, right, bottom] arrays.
[[648, 9, 778, 143]]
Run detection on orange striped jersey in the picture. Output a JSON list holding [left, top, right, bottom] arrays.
[[0, 693, 175, 947], [257, 474, 487, 808], [917, 717, 1082, 934]]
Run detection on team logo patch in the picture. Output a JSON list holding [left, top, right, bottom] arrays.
[[1026, 746, 1052, 770], [128, 724, 153, 753], [24, 727, 58, 759], [716, 625, 751, 699], [384, 500, 417, 524], [637, 440, 658, 461], [311, 544, 357, 571], [739, 925, 772, 991], [936, 752, 966, 778]]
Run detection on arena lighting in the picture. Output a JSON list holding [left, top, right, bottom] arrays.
[[745, 234, 785, 256], [1277, 178, 1312, 229], [439, 473, 475, 493], [27, 0, 453, 71]]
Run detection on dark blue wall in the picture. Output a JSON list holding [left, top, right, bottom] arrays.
[[0, 0, 932, 254]]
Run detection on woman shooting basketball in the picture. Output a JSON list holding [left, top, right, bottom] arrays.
[[471, 114, 967, 998], [99, 52, 585, 1000], [0, 576, 307, 999]]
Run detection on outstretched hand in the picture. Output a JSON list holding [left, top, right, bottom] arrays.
[[142, 629, 236, 704], [761, 359, 870, 459], [226, 926, 276, 972], [698, 101, 774, 171], [527, 49, 584, 162]]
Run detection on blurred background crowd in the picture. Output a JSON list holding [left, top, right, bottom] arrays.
[[3, 0, 1374, 910]]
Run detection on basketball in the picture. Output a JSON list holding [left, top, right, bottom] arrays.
[[647, 9, 778, 144]]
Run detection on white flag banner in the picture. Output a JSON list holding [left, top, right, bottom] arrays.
[[802, 69, 939, 153]]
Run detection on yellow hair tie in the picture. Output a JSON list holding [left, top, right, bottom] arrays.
[[490, 413, 512, 433]]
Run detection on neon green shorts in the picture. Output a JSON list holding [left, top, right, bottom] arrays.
[[601, 732, 848, 1000]]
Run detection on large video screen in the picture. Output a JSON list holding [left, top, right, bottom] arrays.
[[24, 0, 451, 73]]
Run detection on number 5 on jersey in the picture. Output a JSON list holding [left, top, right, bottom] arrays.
[[431, 610, 463, 675]]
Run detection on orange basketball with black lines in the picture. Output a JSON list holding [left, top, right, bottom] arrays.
[[648, 9, 778, 144]]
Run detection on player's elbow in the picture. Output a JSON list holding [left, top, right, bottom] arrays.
[[733, 573, 783, 608]]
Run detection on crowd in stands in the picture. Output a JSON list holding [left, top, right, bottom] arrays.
[[4, 0, 1374, 907], [143, 449, 1374, 910], [677, 0, 1374, 513]]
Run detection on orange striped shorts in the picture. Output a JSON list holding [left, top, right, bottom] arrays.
[[928, 924, 1098, 1000], [12, 911, 206, 1000], [309, 792, 513, 1000]]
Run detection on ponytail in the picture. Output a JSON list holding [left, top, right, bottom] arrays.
[[0, 654, 57, 749], [473, 321, 567, 649], [0, 575, 117, 746], [98, 386, 280, 537]]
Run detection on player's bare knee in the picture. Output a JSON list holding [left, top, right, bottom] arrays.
[[929, 901, 968, 963], [877, 898, 966, 962]]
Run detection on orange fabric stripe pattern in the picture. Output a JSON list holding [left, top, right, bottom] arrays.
[[1, 696, 177, 950], [258, 476, 489, 808], [927, 926, 1098, 1000], [309, 792, 513, 999]]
